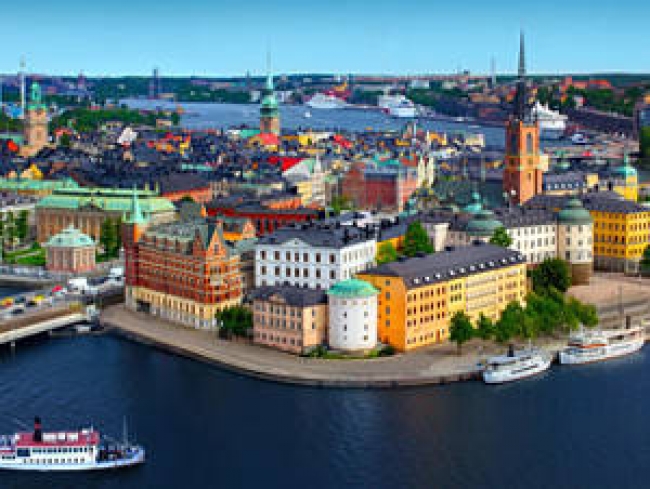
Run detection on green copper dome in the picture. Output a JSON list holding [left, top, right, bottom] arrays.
[[558, 198, 592, 225], [327, 279, 379, 298], [463, 191, 483, 215], [466, 209, 503, 236], [45, 226, 95, 248], [261, 94, 279, 110], [613, 155, 637, 178]]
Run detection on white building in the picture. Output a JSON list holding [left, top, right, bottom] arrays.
[[255, 222, 377, 290], [327, 279, 379, 351]]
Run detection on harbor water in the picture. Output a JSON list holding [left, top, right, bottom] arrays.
[[1, 329, 650, 488]]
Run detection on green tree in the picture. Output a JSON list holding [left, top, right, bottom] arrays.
[[641, 127, 650, 161], [59, 133, 72, 148], [100, 218, 117, 258], [377, 241, 398, 265], [494, 301, 525, 343], [403, 221, 434, 257], [330, 195, 353, 215], [15, 210, 29, 242], [641, 245, 650, 274], [531, 258, 571, 294], [449, 311, 474, 354], [489, 226, 513, 248], [475, 313, 495, 340], [216, 306, 253, 337]]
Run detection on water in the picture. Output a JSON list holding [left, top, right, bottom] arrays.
[[1, 332, 649, 489], [121, 99, 507, 147]]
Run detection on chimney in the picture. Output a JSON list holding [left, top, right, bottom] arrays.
[[34, 417, 43, 443]]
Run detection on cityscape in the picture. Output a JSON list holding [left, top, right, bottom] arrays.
[[1, 2, 650, 487]]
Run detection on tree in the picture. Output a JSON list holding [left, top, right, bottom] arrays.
[[403, 221, 434, 257], [59, 133, 72, 148], [494, 301, 525, 343], [179, 195, 195, 203], [377, 241, 398, 265], [330, 196, 353, 215], [489, 227, 513, 248], [15, 210, 29, 242], [475, 313, 495, 340], [531, 258, 571, 294], [216, 306, 253, 337], [100, 218, 117, 258], [641, 127, 650, 161], [641, 245, 650, 274], [449, 311, 474, 354]]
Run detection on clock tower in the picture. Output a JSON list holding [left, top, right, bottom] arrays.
[[503, 32, 542, 205]]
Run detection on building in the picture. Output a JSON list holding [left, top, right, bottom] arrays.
[[36, 187, 176, 243], [20, 82, 49, 157], [503, 33, 543, 205], [358, 243, 527, 352], [341, 162, 419, 212], [327, 279, 379, 352], [251, 285, 328, 354], [123, 195, 242, 329], [255, 222, 377, 290], [44, 226, 96, 274], [259, 73, 280, 135], [526, 192, 650, 273], [0, 177, 79, 197]]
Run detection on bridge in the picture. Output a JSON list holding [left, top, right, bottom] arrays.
[[0, 305, 95, 348]]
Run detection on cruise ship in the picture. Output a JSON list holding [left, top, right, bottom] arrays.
[[483, 346, 552, 384], [0, 418, 145, 471], [306, 92, 348, 109], [559, 326, 645, 365], [531, 101, 567, 139], [378, 94, 417, 118]]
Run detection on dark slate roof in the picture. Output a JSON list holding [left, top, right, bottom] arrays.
[[542, 171, 588, 191], [249, 285, 328, 307], [526, 191, 648, 215], [258, 222, 376, 248], [363, 242, 525, 289], [492, 206, 555, 228]]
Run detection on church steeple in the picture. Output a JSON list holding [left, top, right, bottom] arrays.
[[126, 186, 146, 225], [259, 54, 280, 135], [513, 30, 530, 121]]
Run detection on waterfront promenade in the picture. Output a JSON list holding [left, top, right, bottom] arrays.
[[102, 306, 566, 388]]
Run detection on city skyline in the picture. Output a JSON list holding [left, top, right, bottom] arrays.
[[1, 0, 648, 77]]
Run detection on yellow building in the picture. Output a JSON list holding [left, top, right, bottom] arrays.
[[610, 156, 638, 202], [587, 196, 650, 273], [358, 243, 527, 352]]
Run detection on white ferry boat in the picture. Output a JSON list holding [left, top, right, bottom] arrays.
[[483, 346, 552, 384], [0, 417, 145, 471], [559, 326, 645, 365], [306, 92, 348, 109], [531, 101, 567, 139], [378, 94, 417, 118]]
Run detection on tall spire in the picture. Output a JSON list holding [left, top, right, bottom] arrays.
[[513, 30, 529, 121], [265, 49, 274, 91], [127, 185, 146, 225], [518, 30, 526, 79]]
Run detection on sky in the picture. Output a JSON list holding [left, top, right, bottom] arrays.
[[1, 0, 648, 77]]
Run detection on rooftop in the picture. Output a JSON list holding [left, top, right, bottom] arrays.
[[250, 285, 327, 307]]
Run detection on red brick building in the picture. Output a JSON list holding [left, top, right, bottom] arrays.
[[341, 162, 418, 212]]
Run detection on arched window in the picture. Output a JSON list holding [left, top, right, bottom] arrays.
[[526, 133, 534, 155]]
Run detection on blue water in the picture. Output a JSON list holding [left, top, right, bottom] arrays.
[[121, 99, 507, 147], [0, 331, 649, 489]]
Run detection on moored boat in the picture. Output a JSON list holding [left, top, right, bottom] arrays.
[[0, 417, 145, 471], [483, 346, 552, 384], [559, 326, 645, 365]]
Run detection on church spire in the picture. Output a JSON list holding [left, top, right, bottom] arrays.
[[514, 30, 529, 121], [126, 186, 146, 225]]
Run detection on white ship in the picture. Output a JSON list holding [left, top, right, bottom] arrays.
[[306, 93, 348, 109], [532, 101, 567, 139], [0, 417, 145, 472], [378, 94, 417, 118], [559, 326, 645, 365], [483, 346, 552, 384]]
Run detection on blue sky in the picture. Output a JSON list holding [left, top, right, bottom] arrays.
[[1, 0, 648, 76]]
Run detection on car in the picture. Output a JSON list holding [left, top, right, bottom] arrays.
[[11, 307, 25, 315], [14, 296, 27, 305]]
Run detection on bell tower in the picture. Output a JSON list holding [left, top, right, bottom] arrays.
[[21, 82, 49, 157], [503, 32, 542, 205], [259, 54, 280, 135]]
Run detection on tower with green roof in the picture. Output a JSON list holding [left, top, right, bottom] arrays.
[[612, 153, 638, 201], [22, 81, 49, 157], [259, 71, 280, 135]]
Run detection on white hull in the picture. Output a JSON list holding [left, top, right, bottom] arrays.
[[0, 447, 145, 472], [389, 106, 417, 118], [559, 338, 644, 365], [483, 356, 551, 384], [306, 94, 347, 110]]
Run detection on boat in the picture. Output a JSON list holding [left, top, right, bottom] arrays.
[[306, 93, 348, 110], [304, 111, 312, 119], [571, 133, 588, 145], [378, 95, 417, 118], [559, 326, 645, 365], [483, 346, 552, 384], [0, 417, 145, 471], [531, 101, 568, 140]]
